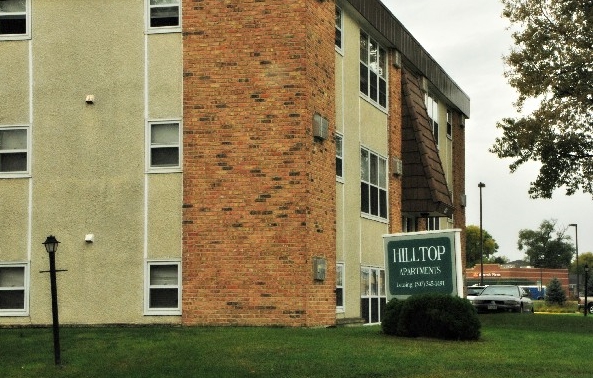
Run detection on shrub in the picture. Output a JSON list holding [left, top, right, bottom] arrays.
[[545, 277, 567, 306], [381, 293, 480, 341]]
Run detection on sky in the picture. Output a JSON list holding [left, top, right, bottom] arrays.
[[382, 0, 592, 262]]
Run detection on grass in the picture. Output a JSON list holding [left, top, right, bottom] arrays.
[[533, 299, 580, 313], [3, 313, 593, 378]]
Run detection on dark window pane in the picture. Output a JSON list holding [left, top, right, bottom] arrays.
[[379, 78, 387, 107], [369, 71, 378, 101], [151, 147, 179, 167], [150, 288, 178, 308], [379, 189, 387, 218], [0, 153, 26, 172], [0, 16, 26, 35], [371, 298, 379, 323], [150, 7, 179, 27], [360, 64, 368, 95], [336, 288, 343, 307], [361, 183, 369, 213], [360, 298, 369, 324], [0, 290, 24, 310], [336, 157, 342, 177], [370, 186, 378, 216], [335, 29, 341, 48]]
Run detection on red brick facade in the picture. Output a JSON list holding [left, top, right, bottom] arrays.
[[182, 0, 336, 326], [388, 52, 403, 233], [467, 264, 569, 294]]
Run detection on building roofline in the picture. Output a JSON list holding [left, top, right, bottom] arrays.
[[345, 0, 471, 118]]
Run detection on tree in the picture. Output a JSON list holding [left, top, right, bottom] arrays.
[[517, 219, 574, 268], [490, 0, 593, 198], [569, 251, 593, 276], [465, 225, 500, 267], [545, 277, 567, 306]]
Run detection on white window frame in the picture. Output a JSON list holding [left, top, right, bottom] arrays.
[[427, 216, 440, 231], [360, 146, 388, 222], [0, 125, 30, 178], [0, 0, 31, 41], [335, 133, 343, 182], [146, 119, 182, 173], [446, 109, 453, 140], [0, 262, 29, 316], [359, 30, 388, 110], [336, 262, 345, 313], [144, 260, 181, 315], [425, 93, 439, 147], [360, 266, 386, 325], [335, 6, 343, 53], [146, 0, 181, 34]]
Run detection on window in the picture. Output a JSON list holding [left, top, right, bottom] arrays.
[[446, 109, 453, 139], [145, 261, 181, 315], [360, 267, 385, 324], [335, 133, 343, 180], [0, 263, 28, 316], [427, 216, 440, 231], [148, 120, 181, 172], [0, 127, 28, 174], [360, 147, 387, 220], [425, 93, 439, 146], [147, 0, 180, 32], [336, 263, 344, 312], [360, 31, 387, 108], [0, 0, 30, 39], [335, 6, 343, 51]]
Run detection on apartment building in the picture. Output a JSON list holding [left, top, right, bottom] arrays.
[[0, 0, 468, 327]]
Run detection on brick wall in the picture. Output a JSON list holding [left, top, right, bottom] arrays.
[[182, 0, 335, 326], [388, 52, 403, 233], [452, 111, 467, 280]]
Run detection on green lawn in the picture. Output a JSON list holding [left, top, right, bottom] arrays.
[[3, 313, 593, 378]]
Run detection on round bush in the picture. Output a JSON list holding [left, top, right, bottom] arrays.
[[381, 293, 481, 341]]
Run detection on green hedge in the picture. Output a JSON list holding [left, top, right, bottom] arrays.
[[382, 293, 481, 341]]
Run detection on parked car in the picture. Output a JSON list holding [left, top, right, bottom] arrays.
[[577, 296, 593, 314], [472, 285, 534, 313], [466, 285, 487, 303]]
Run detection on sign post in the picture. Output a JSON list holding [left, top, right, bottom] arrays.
[[384, 230, 463, 300]]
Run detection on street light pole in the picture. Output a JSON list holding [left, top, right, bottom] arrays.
[[569, 224, 579, 297], [585, 264, 589, 317], [42, 235, 61, 365], [478, 182, 485, 286]]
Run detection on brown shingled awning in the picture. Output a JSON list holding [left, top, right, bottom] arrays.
[[401, 68, 454, 217]]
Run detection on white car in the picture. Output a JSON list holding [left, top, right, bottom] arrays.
[[472, 285, 534, 313]]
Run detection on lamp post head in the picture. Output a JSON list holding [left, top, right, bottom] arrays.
[[43, 235, 60, 254], [569, 223, 577, 227], [478, 182, 485, 188]]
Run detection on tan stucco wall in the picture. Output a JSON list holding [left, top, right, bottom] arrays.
[[335, 10, 390, 321], [0, 1, 182, 325], [0, 41, 29, 124], [0, 180, 29, 261]]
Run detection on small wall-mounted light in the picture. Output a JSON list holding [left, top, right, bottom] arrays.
[[85, 234, 94, 243], [85, 95, 95, 104]]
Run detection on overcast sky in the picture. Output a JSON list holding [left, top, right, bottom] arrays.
[[382, 0, 592, 261]]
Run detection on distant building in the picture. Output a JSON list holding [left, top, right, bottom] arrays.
[[467, 264, 569, 296], [0, 0, 468, 327]]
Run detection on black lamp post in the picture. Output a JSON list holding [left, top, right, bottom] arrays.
[[42, 235, 61, 365], [478, 182, 485, 286], [569, 224, 579, 297], [585, 264, 589, 317]]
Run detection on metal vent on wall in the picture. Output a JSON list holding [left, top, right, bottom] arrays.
[[313, 113, 329, 140], [392, 157, 403, 176]]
